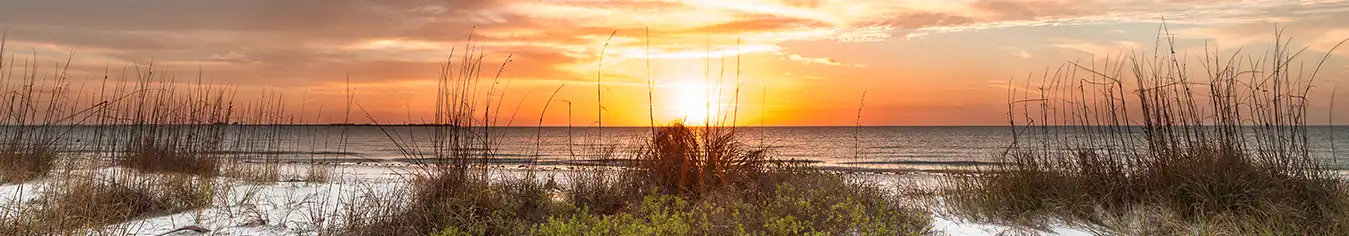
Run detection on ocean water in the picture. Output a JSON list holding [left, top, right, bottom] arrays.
[[15, 126, 1349, 171]]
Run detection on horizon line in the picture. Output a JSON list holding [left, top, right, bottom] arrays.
[[4, 124, 1348, 128]]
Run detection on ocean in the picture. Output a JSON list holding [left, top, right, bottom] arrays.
[[17, 125, 1349, 171]]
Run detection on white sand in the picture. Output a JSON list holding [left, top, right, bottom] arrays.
[[929, 214, 1093, 236], [0, 181, 44, 219], [0, 164, 1094, 235]]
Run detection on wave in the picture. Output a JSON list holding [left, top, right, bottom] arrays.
[[837, 160, 1003, 166]]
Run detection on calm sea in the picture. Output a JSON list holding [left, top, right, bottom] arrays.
[[20, 126, 1349, 171]]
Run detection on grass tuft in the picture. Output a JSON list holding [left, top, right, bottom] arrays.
[[0, 173, 215, 234], [632, 123, 768, 198], [0, 142, 58, 183], [947, 29, 1349, 234], [119, 140, 220, 177]]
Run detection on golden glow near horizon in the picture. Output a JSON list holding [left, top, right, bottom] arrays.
[[2, 0, 1349, 126], [668, 80, 718, 125]]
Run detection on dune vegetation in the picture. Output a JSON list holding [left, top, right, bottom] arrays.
[[0, 26, 1345, 236], [946, 31, 1349, 234]]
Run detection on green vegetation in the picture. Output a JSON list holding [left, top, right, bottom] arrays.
[[337, 157, 930, 236], [533, 174, 929, 236]]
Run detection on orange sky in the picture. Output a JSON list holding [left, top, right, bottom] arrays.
[[2, 0, 1349, 126]]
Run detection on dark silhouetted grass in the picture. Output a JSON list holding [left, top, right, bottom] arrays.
[[631, 123, 768, 198]]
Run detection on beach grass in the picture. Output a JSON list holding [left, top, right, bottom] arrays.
[[0, 34, 301, 234], [4, 24, 1349, 235], [0, 142, 58, 184], [0, 169, 217, 235], [945, 30, 1349, 234], [315, 40, 933, 235]]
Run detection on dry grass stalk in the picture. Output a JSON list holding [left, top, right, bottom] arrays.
[[0, 172, 216, 234], [0, 143, 58, 183], [948, 28, 1349, 234], [632, 123, 767, 198]]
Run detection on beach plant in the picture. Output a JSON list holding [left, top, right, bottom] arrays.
[[0, 142, 58, 183], [629, 123, 768, 199], [537, 171, 930, 236], [0, 34, 293, 233], [948, 26, 1349, 234], [0, 34, 83, 184], [320, 32, 936, 235], [108, 69, 236, 177], [0, 169, 217, 234], [321, 38, 553, 235]]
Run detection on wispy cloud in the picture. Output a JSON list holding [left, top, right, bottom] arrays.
[[1000, 46, 1033, 58], [2, 0, 1347, 125], [1051, 39, 1144, 56], [783, 53, 865, 67]]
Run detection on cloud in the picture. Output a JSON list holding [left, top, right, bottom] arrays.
[[682, 14, 830, 34], [5, 0, 1344, 67], [900, 0, 1349, 38], [0, 0, 501, 32], [783, 53, 865, 67], [2, 0, 1347, 112], [1051, 39, 1144, 56], [1311, 28, 1349, 57], [1169, 16, 1349, 57]]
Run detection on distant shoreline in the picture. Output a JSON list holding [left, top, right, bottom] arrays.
[[2, 124, 1347, 128]]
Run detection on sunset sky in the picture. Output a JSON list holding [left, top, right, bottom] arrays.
[[2, 0, 1349, 126]]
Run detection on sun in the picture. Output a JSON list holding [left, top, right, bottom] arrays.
[[669, 80, 718, 125]]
